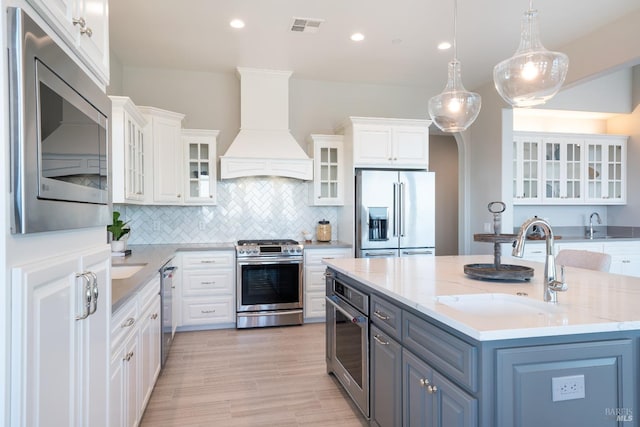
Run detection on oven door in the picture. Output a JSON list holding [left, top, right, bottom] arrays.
[[237, 257, 303, 312], [325, 294, 370, 418]]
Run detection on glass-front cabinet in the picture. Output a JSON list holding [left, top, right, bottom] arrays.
[[182, 129, 219, 204], [584, 135, 626, 204], [542, 137, 583, 204], [513, 134, 541, 204], [308, 134, 344, 205], [513, 132, 627, 205]]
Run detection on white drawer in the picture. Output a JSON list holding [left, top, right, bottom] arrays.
[[304, 266, 327, 292], [304, 248, 351, 266], [111, 297, 138, 351], [304, 291, 326, 319], [138, 275, 160, 312], [182, 297, 235, 325], [181, 251, 235, 269], [182, 268, 234, 296]]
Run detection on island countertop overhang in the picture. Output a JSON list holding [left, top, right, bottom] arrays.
[[323, 255, 640, 341]]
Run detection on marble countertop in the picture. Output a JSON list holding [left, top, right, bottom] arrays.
[[112, 241, 351, 312], [323, 255, 640, 341]]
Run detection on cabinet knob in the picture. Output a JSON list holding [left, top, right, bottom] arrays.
[[427, 384, 438, 394], [419, 378, 430, 387], [177, 194, 182, 198], [72, 17, 86, 28], [122, 317, 135, 328]]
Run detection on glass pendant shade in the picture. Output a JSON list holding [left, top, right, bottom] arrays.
[[429, 59, 482, 132], [493, 9, 569, 107]]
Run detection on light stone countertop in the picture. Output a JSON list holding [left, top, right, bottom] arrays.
[[112, 241, 351, 312], [323, 255, 640, 341]]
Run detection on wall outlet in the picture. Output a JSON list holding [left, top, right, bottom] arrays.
[[483, 222, 492, 233], [152, 221, 160, 231], [198, 221, 206, 230], [552, 374, 585, 402]]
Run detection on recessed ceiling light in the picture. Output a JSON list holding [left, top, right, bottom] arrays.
[[230, 19, 245, 29], [351, 32, 365, 42], [438, 41, 452, 50]]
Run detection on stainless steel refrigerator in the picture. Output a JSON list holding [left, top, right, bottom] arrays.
[[355, 169, 435, 258]]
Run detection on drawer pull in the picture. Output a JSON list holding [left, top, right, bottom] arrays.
[[373, 310, 390, 321], [124, 351, 134, 362], [373, 335, 389, 346], [151, 313, 158, 320], [201, 281, 216, 285], [121, 317, 135, 328], [200, 260, 216, 264], [201, 309, 216, 314]]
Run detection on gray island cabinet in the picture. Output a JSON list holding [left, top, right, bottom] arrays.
[[324, 255, 639, 427]]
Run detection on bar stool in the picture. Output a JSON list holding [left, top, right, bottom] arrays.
[[555, 249, 612, 272]]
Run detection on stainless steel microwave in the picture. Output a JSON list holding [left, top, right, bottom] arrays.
[[8, 7, 111, 234]]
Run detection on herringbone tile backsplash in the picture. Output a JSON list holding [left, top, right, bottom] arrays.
[[116, 177, 339, 244]]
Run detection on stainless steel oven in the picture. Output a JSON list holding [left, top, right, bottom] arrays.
[[236, 240, 303, 328], [325, 271, 369, 418], [8, 7, 110, 234]]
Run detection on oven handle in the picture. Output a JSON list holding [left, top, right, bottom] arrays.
[[237, 257, 302, 265], [325, 295, 367, 325]]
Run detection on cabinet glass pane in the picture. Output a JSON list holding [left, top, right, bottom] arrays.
[[330, 183, 338, 198], [201, 145, 209, 160], [189, 162, 199, 178], [329, 148, 338, 163], [189, 144, 198, 159], [320, 183, 328, 198], [320, 148, 328, 163], [320, 165, 328, 180], [330, 165, 338, 181]]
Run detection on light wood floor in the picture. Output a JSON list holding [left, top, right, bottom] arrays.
[[140, 323, 369, 426]]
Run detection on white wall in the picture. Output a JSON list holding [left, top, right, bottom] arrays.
[[430, 135, 458, 255]]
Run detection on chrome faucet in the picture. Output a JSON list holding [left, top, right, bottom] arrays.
[[513, 217, 567, 303], [587, 212, 602, 239]]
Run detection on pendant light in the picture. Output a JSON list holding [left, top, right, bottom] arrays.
[[493, 0, 569, 107], [428, 0, 481, 132]]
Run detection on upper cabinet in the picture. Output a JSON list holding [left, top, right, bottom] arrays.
[[341, 117, 430, 169], [139, 106, 186, 205], [308, 134, 344, 206], [111, 96, 148, 204], [27, 0, 110, 84], [584, 135, 626, 204], [182, 129, 219, 205], [513, 132, 627, 205]]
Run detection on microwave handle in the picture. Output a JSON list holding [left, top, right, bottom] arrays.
[[325, 296, 366, 324]]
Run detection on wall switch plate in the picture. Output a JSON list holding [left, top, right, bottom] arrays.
[[552, 374, 585, 402]]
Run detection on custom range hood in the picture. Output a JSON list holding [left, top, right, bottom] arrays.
[[220, 67, 313, 180]]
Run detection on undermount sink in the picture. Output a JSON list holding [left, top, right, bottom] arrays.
[[435, 293, 561, 317], [111, 264, 146, 280]]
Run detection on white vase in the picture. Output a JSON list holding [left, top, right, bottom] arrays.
[[111, 240, 126, 252]]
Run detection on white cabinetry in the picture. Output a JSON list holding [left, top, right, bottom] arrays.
[[513, 132, 627, 205], [179, 251, 236, 328], [584, 135, 627, 204], [139, 107, 185, 205], [303, 247, 352, 321], [603, 242, 640, 277], [308, 134, 344, 206], [111, 96, 148, 203], [541, 136, 583, 204], [343, 117, 430, 169], [183, 129, 219, 204], [110, 276, 161, 427], [512, 134, 542, 204], [27, 0, 110, 84], [11, 246, 110, 427]]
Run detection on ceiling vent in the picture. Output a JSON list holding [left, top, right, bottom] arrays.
[[290, 17, 324, 33]]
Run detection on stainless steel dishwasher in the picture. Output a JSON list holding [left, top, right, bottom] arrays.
[[159, 260, 178, 367]]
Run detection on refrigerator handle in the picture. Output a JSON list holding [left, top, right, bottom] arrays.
[[399, 182, 406, 237], [392, 182, 399, 237]]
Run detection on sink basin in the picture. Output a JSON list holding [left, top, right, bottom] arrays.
[[435, 293, 560, 316], [111, 264, 146, 280]]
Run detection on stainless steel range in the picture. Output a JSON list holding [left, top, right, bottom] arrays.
[[236, 239, 304, 328]]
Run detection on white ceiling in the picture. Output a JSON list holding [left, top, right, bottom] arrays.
[[109, 0, 640, 97]]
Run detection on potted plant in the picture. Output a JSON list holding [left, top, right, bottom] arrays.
[[107, 211, 130, 252]]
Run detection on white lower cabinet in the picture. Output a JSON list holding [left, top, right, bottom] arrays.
[[110, 275, 161, 427], [11, 246, 111, 427], [303, 247, 352, 321], [178, 251, 236, 328]]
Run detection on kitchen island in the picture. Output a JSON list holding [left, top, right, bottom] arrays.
[[324, 255, 639, 427]]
